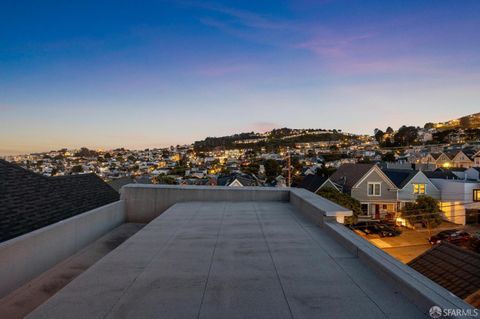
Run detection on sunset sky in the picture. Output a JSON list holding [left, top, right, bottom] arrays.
[[1, 0, 479, 155]]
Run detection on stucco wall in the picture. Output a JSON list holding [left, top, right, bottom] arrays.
[[0, 200, 126, 299]]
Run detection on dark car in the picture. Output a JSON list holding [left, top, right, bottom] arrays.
[[351, 222, 401, 237], [429, 229, 471, 245]]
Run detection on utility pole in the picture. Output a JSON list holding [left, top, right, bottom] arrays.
[[287, 147, 291, 187]]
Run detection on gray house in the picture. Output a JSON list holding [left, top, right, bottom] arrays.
[[331, 164, 398, 219], [383, 169, 441, 208]]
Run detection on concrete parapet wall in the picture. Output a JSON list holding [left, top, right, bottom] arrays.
[[121, 184, 291, 223], [0, 200, 125, 299], [289, 188, 353, 225], [324, 221, 475, 318]]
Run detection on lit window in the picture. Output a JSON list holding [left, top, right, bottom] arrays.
[[413, 183, 426, 194], [474, 189, 480, 202], [368, 182, 381, 196]]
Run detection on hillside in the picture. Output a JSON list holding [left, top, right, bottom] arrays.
[[430, 112, 480, 131], [193, 128, 357, 152]]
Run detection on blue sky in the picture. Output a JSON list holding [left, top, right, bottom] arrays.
[[1, 0, 479, 154]]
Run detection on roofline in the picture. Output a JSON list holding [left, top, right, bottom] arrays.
[[352, 165, 398, 190], [400, 170, 440, 192], [314, 178, 339, 193]]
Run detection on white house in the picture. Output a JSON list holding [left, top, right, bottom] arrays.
[[465, 167, 480, 181], [429, 179, 480, 225]]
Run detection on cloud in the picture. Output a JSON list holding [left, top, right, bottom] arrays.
[[295, 32, 376, 58], [194, 3, 294, 31]]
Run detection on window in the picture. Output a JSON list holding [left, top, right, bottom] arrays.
[[474, 189, 480, 202], [361, 204, 368, 215], [413, 183, 426, 194], [368, 182, 381, 196]]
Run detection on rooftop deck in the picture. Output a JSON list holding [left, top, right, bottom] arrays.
[[28, 201, 426, 319]]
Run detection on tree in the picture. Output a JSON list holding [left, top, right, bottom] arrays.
[[264, 159, 281, 180], [71, 165, 83, 173], [316, 164, 336, 177], [317, 187, 361, 224], [394, 126, 418, 146], [75, 147, 98, 158], [374, 129, 385, 143], [401, 195, 442, 236], [155, 175, 176, 185], [241, 162, 260, 175], [382, 152, 396, 162]]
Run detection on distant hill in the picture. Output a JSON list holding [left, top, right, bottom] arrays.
[[193, 128, 357, 152], [429, 113, 480, 131]]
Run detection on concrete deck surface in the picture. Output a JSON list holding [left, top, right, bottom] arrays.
[[0, 223, 145, 319], [28, 201, 427, 319]]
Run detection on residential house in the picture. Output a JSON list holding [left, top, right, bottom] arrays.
[[474, 151, 480, 167], [297, 175, 339, 194], [382, 169, 441, 220], [451, 149, 476, 168], [330, 164, 398, 219], [217, 173, 259, 187], [429, 177, 480, 225], [465, 167, 480, 181], [419, 152, 438, 165], [434, 152, 453, 168]]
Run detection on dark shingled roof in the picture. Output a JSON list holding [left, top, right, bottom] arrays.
[[297, 175, 329, 193], [329, 163, 374, 193], [408, 242, 480, 301], [217, 173, 258, 187], [382, 169, 417, 189], [0, 160, 120, 243], [424, 168, 460, 180]]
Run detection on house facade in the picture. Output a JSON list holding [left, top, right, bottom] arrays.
[[434, 152, 453, 168], [332, 163, 476, 224], [351, 167, 398, 219], [330, 164, 399, 220], [395, 170, 441, 204], [451, 150, 475, 168], [429, 179, 480, 225], [474, 151, 480, 167]]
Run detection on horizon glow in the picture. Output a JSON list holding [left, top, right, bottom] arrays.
[[1, 0, 480, 155]]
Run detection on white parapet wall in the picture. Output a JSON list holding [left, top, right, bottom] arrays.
[[0, 200, 126, 299], [121, 184, 354, 225], [289, 188, 354, 225], [121, 184, 292, 223]]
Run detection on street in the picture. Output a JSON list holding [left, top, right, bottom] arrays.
[[355, 222, 480, 264]]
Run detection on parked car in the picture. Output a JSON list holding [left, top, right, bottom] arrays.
[[351, 222, 401, 238], [429, 229, 471, 245], [469, 232, 480, 253]]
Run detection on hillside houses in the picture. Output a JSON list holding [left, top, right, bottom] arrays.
[[418, 149, 480, 169]]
